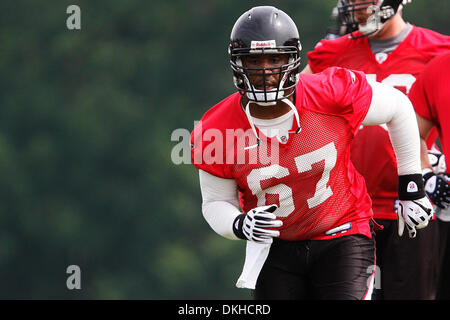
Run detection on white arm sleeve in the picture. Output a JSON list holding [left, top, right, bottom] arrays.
[[362, 81, 421, 175], [199, 169, 242, 240]]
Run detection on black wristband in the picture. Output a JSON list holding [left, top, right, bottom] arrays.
[[398, 174, 426, 200], [232, 214, 246, 240]]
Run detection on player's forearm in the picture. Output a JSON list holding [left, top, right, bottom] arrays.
[[363, 83, 432, 237], [363, 81, 421, 175], [385, 96, 421, 175], [199, 170, 241, 240], [202, 200, 241, 240], [420, 138, 433, 171]]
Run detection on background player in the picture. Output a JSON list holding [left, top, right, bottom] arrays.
[[191, 6, 433, 300], [302, 0, 450, 299], [409, 52, 450, 299]]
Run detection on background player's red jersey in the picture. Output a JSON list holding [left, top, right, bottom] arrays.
[[410, 52, 450, 172], [307, 26, 450, 219], [191, 67, 374, 240]]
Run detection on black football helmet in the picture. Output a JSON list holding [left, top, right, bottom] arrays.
[[325, 1, 358, 39], [229, 6, 302, 104], [337, 0, 407, 38]]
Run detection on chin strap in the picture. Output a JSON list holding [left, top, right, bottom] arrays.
[[243, 98, 301, 150]]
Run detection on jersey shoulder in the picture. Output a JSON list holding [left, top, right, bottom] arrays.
[[409, 52, 450, 119], [420, 52, 450, 77], [405, 26, 450, 57], [190, 92, 243, 154], [409, 25, 450, 42], [194, 92, 245, 133], [297, 67, 372, 132], [190, 92, 249, 178], [307, 34, 367, 72], [312, 34, 356, 53], [298, 67, 369, 112]]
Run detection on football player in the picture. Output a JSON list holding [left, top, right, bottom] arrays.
[[302, 0, 450, 299], [191, 6, 433, 300], [410, 52, 450, 299]]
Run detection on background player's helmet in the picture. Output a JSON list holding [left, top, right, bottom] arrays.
[[325, 0, 358, 39], [229, 6, 302, 104], [337, 0, 407, 38]]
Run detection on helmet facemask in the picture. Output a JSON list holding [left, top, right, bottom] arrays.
[[338, 0, 400, 38], [229, 45, 301, 105]]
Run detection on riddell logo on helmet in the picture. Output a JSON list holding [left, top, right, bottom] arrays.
[[251, 40, 276, 49]]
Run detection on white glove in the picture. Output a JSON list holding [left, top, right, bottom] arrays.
[[232, 204, 283, 244], [397, 197, 433, 238], [428, 149, 446, 175]]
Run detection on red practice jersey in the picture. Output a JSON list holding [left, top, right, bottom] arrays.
[[307, 26, 450, 220], [191, 67, 374, 241], [410, 52, 450, 172]]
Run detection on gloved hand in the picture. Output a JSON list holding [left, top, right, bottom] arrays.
[[232, 204, 283, 244], [397, 197, 433, 238], [397, 174, 434, 238], [428, 149, 446, 175], [423, 168, 450, 209]]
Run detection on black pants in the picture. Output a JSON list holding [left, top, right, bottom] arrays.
[[253, 234, 375, 300], [373, 218, 440, 300], [437, 220, 450, 299]]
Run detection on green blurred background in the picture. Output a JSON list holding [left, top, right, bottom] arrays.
[[0, 0, 448, 299]]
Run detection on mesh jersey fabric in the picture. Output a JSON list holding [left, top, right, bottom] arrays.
[[307, 26, 450, 219], [191, 67, 373, 240]]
